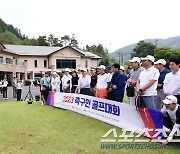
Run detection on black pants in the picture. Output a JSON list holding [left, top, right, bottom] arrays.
[[71, 86, 77, 93], [80, 88, 90, 96], [112, 94, 124, 102], [3, 87, 7, 98], [163, 115, 174, 130], [17, 89, 22, 101], [174, 95, 180, 105], [0, 87, 3, 95]]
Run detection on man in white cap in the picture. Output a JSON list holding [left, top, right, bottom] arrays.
[[127, 57, 143, 106], [77, 68, 91, 95], [136, 55, 160, 109], [95, 65, 110, 99], [161, 95, 180, 145], [154, 59, 171, 110], [61, 68, 72, 93]]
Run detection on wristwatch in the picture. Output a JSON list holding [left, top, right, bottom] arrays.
[[139, 89, 143, 92]]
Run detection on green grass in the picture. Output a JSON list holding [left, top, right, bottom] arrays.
[[0, 102, 179, 154]]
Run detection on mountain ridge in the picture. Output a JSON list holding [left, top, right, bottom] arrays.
[[109, 35, 180, 63]]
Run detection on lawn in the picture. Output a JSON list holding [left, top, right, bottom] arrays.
[[0, 102, 179, 154]]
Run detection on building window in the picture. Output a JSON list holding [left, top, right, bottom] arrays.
[[56, 59, 76, 69], [44, 60, 47, 68], [6, 58, 12, 64], [0, 57, 3, 64], [85, 60, 88, 68], [34, 60, 37, 68]]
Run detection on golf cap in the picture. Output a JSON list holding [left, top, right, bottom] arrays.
[[98, 65, 106, 70], [53, 69, 57, 72], [120, 66, 125, 71], [163, 95, 177, 105], [141, 55, 155, 62], [64, 68, 70, 72], [154, 59, 166, 65], [81, 68, 87, 72], [129, 57, 141, 63], [53, 72, 58, 75]]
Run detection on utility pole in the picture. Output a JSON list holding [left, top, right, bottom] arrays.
[[116, 52, 121, 65]]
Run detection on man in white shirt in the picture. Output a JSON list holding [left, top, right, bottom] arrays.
[[163, 58, 180, 105], [95, 65, 110, 99], [161, 95, 180, 145], [136, 55, 160, 109], [61, 68, 72, 93], [77, 68, 91, 95]]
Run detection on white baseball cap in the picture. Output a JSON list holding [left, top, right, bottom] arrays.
[[98, 65, 106, 70], [141, 55, 155, 62], [53, 72, 58, 75], [154, 59, 166, 65], [129, 57, 141, 63], [120, 66, 125, 71], [64, 68, 70, 72], [162, 95, 177, 105], [52, 69, 57, 72], [81, 68, 87, 72], [77, 67, 81, 71]]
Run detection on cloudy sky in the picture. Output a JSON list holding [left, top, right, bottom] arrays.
[[0, 0, 180, 52]]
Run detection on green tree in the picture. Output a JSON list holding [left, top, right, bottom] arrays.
[[68, 34, 78, 48], [61, 35, 70, 46], [131, 40, 156, 58], [154, 48, 180, 63], [37, 36, 49, 46], [99, 55, 110, 66]]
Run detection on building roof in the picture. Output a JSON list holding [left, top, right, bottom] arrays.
[[83, 52, 101, 59], [3, 45, 101, 59]]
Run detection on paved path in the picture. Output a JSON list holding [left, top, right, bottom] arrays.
[[0, 86, 41, 102]]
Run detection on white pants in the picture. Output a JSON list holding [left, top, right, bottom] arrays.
[[128, 89, 137, 107]]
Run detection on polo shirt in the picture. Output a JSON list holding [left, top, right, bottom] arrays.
[[62, 74, 72, 87], [90, 75, 97, 88], [129, 67, 144, 81], [96, 73, 110, 89], [78, 75, 91, 89], [138, 66, 160, 96], [157, 68, 171, 89], [42, 76, 51, 87], [163, 70, 180, 95]]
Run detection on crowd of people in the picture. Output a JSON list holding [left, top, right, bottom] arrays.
[[40, 55, 180, 144], [1, 55, 179, 144]]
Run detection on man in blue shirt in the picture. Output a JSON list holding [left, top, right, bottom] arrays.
[[41, 72, 51, 91], [154, 59, 171, 110], [109, 63, 126, 102]]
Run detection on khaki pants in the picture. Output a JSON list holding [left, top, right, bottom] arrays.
[[155, 89, 165, 110]]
